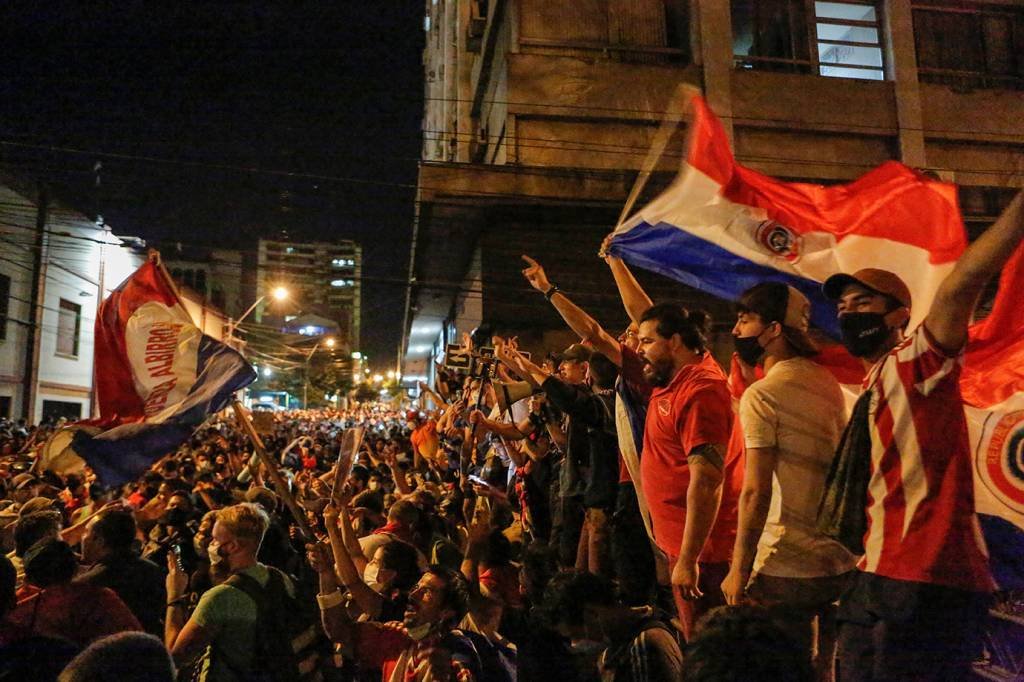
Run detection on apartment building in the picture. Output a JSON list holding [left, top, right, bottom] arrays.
[[255, 238, 362, 352], [401, 0, 1024, 385]]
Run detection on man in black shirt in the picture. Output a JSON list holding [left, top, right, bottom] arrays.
[[77, 509, 166, 637]]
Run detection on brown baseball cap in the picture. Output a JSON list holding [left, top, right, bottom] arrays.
[[823, 268, 912, 309]]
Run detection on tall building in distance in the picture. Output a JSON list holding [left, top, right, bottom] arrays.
[[255, 238, 362, 352]]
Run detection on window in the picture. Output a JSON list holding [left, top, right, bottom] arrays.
[[0, 396, 9, 419], [0, 272, 9, 341], [815, 1, 884, 79], [913, 2, 1024, 90], [41, 399, 82, 423], [330, 279, 354, 287], [331, 258, 355, 268], [733, 0, 884, 80], [56, 298, 81, 357], [733, 0, 812, 73]]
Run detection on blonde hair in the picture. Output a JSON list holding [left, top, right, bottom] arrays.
[[217, 502, 269, 549]]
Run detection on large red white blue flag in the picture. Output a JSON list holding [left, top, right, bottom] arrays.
[[608, 96, 1024, 588], [43, 258, 256, 485]]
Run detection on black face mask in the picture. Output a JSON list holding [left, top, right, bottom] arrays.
[[840, 312, 890, 358], [161, 508, 189, 527], [734, 331, 766, 366]]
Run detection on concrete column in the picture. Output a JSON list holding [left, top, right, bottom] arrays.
[[885, 0, 927, 168], [695, 0, 735, 142]]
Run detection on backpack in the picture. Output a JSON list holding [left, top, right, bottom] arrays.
[[224, 567, 325, 682]]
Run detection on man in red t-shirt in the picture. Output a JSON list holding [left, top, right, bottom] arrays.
[[822, 190, 1024, 681], [635, 303, 736, 640]]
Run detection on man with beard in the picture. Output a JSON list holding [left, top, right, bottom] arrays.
[[821, 191, 1024, 681], [310, 539, 482, 681], [636, 303, 735, 640], [165, 502, 300, 680]]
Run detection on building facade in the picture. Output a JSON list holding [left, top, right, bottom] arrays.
[[254, 238, 362, 352], [401, 0, 1024, 385], [163, 244, 247, 321], [0, 176, 238, 423]]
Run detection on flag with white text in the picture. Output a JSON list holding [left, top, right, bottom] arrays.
[[42, 258, 256, 485]]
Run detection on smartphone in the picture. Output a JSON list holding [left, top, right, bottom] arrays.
[[467, 474, 491, 488], [171, 543, 185, 571]]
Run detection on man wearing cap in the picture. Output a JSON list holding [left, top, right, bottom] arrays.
[[547, 342, 593, 568], [821, 192, 1024, 680], [721, 282, 855, 680]]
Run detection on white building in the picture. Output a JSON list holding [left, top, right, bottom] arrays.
[[0, 176, 232, 423]]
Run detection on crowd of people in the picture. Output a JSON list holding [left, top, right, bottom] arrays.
[[1, 193, 1022, 681]]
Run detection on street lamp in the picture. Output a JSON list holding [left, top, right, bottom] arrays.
[[303, 336, 335, 409], [228, 285, 290, 336]]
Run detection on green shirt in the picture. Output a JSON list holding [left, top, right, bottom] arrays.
[[191, 563, 294, 682]]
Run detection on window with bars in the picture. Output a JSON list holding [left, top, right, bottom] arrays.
[[815, 1, 884, 79], [912, 1, 1024, 91], [56, 298, 81, 358], [732, 0, 885, 80]]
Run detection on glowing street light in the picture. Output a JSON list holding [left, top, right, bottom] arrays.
[[325, 337, 336, 348], [372, 374, 384, 383], [386, 370, 396, 380], [229, 285, 291, 336]]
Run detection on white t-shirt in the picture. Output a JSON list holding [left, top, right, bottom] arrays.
[[739, 357, 857, 578]]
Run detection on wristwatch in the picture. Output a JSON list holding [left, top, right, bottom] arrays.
[[544, 284, 560, 301]]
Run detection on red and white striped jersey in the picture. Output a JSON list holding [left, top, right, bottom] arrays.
[[859, 325, 993, 592]]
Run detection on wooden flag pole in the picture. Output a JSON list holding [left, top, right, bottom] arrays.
[[231, 400, 316, 543], [615, 83, 697, 229]]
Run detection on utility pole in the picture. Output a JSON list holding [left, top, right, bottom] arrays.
[[92, 161, 107, 418], [22, 184, 48, 422]]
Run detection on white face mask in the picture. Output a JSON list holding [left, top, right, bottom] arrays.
[[363, 562, 381, 589], [406, 622, 433, 641]]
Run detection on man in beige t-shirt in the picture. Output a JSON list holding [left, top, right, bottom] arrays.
[[721, 283, 855, 682]]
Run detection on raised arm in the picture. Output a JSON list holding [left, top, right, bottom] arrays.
[[324, 503, 385, 619], [468, 409, 532, 441], [601, 235, 654, 325], [927, 191, 1024, 351], [520, 255, 622, 365], [306, 540, 355, 649]]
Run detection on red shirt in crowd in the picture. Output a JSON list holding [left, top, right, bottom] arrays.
[[859, 326, 992, 592], [640, 354, 740, 563], [352, 621, 476, 681], [6, 582, 142, 647]]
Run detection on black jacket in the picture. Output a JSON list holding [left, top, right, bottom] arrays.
[[76, 551, 166, 637], [542, 377, 619, 509]]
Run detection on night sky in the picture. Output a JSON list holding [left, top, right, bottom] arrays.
[[0, 2, 425, 365]]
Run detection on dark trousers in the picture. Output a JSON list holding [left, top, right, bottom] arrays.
[[610, 483, 656, 606], [552, 495, 585, 568], [836, 572, 991, 682], [748, 571, 852, 682]]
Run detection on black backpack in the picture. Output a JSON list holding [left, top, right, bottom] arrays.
[[224, 567, 325, 682]]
